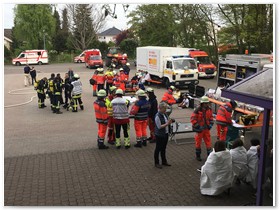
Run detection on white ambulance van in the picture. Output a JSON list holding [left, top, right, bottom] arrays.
[[12, 50, 48, 66]]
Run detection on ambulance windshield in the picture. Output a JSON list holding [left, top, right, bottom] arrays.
[[195, 56, 211, 64], [89, 55, 101, 60]]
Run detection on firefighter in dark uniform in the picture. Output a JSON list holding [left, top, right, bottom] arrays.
[[37, 77, 48, 108], [47, 73, 55, 111], [56, 73, 64, 104], [63, 73, 72, 109], [53, 76, 63, 114]]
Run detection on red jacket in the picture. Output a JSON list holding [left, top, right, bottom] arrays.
[[91, 74, 97, 90], [96, 74, 105, 84], [105, 74, 114, 84], [161, 91, 176, 105], [191, 106, 214, 130], [216, 102, 233, 126]]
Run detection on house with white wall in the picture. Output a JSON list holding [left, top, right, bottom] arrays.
[[98, 27, 122, 43], [4, 29, 13, 50]]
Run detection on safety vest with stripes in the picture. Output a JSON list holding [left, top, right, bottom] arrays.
[[94, 99, 109, 124], [216, 102, 233, 126]]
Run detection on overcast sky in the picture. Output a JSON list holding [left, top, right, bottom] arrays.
[[3, 4, 138, 31]]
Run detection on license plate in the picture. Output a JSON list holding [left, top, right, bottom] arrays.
[[184, 70, 190, 74]]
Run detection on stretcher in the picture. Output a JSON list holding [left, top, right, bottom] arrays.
[[169, 118, 195, 145]]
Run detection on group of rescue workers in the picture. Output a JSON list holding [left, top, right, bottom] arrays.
[[34, 68, 84, 114], [32, 62, 239, 165], [90, 62, 131, 95]]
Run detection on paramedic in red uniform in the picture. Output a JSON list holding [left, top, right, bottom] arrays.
[[216, 100, 237, 141], [93, 89, 109, 149], [191, 96, 214, 161], [161, 85, 177, 105], [130, 90, 151, 148], [119, 68, 127, 91], [96, 68, 105, 91]]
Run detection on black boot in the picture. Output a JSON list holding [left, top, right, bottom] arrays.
[[80, 105, 84, 110], [196, 148, 202, 161], [142, 139, 147, 146], [134, 141, 142, 148], [98, 138, 109, 149]]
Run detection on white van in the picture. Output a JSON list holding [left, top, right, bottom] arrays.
[[12, 50, 48, 66]]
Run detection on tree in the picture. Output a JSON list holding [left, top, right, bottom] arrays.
[[66, 4, 106, 51], [115, 29, 134, 46], [13, 4, 56, 49], [128, 4, 177, 46], [218, 4, 273, 54]]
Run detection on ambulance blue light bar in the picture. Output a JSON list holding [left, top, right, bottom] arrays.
[[172, 55, 190, 59]]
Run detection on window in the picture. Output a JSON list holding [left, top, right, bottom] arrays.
[[19, 54, 25, 58], [166, 61, 172, 69], [37, 52, 42, 56]]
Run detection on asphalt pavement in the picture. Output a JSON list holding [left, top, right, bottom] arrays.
[[4, 63, 272, 206]]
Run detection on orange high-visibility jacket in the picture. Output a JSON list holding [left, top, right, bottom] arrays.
[[96, 74, 105, 84], [94, 99, 109, 124], [191, 106, 214, 129], [161, 91, 176, 105], [216, 102, 233, 126]]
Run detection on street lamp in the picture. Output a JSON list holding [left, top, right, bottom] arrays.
[[43, 29, 46, 50]]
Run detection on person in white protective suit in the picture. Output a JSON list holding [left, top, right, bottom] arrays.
[[230, 139, 249, 184], [200, 140, 233, 196], [245, 138, 260, 189]]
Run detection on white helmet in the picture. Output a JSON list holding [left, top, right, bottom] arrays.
[[115, 89, 124, 95], [74, 74, 80, 79], [126, 63, 130, 66]]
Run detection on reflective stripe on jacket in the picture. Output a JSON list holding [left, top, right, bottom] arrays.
[[94, 99, 109, 124], [111, 97, 129, 120], [216, 102, 233, 125], [48, 78, 54, 93], [71, 80, 82, 95], [105, 98, 113, 116], [191, 106, 214, 129], [130, 99, 151, 120], [54, 81, 63, 95], [105, 71, 114, 83]]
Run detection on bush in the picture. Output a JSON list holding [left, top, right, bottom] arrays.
[[48, 51, 74, 63]]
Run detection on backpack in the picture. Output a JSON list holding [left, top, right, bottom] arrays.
[[89, 78, 96, 85]]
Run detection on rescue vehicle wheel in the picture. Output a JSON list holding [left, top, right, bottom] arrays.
[[193, 80, 199, 85], [38, 61, 43, 65], [163, 78, 170, 88], [16, 62, 21, 66], [78, 60, 81, 63]]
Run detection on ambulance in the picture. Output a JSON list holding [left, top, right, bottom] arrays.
[[12, 50, 48, 66]]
